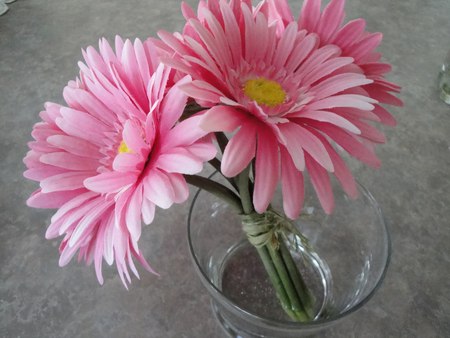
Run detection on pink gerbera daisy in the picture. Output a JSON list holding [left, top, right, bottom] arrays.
[[24, 37, 216, 287], [268, 0, 402, 125], [157, 0, 399, 219]]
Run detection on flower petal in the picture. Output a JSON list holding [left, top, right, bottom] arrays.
[[143, 169, 175, 209], [125, 184, 143, 242], [253, 128, 279, 213], [280, 148, 304, 219], [157, 147, 203, 175], [199, 105, 246, 133], [305, 154, 334, 214], [221, 124, 257, 177], [84, 171, 138, 193], [41, 171, 93, 193]]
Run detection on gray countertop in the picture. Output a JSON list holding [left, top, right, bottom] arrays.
[[1, 0, 449, 337]]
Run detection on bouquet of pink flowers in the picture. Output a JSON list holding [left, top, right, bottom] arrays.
[[24, 0, 400, 322]]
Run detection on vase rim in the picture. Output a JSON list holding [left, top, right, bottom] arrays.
[[187, 172, 392, 330]]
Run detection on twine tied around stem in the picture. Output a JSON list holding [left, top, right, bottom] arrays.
[[241, 209, 311, 252]]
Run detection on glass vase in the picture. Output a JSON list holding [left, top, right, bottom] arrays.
[[187, 175, 391, 337]]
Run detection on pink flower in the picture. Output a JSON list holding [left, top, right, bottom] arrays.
[[268, 0, 402, 125], [24, 37, 216, 287], [158, 0, 399, 219]]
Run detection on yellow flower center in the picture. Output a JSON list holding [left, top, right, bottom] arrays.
[[118, 140, 132, 154], [243, 77, 286, 107]]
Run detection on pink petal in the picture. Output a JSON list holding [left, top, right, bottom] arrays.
[[307, 121, 381, 167], [141, 197, 156, 225], [310, 73, 373, 101], [308, 94, 376, 111], [316, 0, 345, 43], [41, 171, 93, 193], [221, 124, 257, 177], [113, 153, 143, 172], [372, 105, 397, 126], [280, 148, 304, 219], [299, 110, 361, 134], [187, 138, 218, 162], [178, 81, 222, 104], [350, 120, 386, 143], [302, 57, 354, 87], [68, 199, 114, 247], [253, 128, 279, 213], [26, 189, 87, 209], [166, 173, 189, 203], [94, 220, 108, 284], [58, 197, 105, 235], [47, 135, 101, 159], [333, 107, 381, 123], [366, 86, 403, 106], [361, 62, 392, 75], [163, 115, 209, 150], [63, 87, 115, 125], [333, 19, 366, 49], [307, 128, 358, 199], [285, 33, 318, 73], [199, 105, 245, 133], [346, 33, 382, 62], [59, 106, 110, 134], [159, 77, 190, 133], [273, 22, 298, 68], [121, 40, 146, 108], [133, 38, 151, 86], [278, 124, 306, 171], [305, 154, 334, 214], [143, 169, 175, 209], [220, 0, 242, 65], [103, 212, 115, 265], [125, 184, 143, 242], [299, 0, 322, 32], [84, 171, 138, 193], [122, 120, 148, 154], [40, 152, 99, 171], [50, 191, 98, 224], [24, 165, 67, 181], [156, 147, 203, 175], [268, 0, 294, 28], [295, 125, 334, 172], [59, 240, 80, 267]]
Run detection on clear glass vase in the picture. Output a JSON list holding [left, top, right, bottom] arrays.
[[187, 175, 391, 337]]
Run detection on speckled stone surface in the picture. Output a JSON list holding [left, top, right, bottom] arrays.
[[1, 0, 449, 337]]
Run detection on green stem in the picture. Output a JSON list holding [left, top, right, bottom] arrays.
[[266, 244, 310, 322], [236, 166, 314, 322], [279, 239, 315, 319], [208, 158, 238, 191], [237, 165, 253, 214], [181, 102, 206, 120], [215, 132, 229, 155], [237, 166, 307, 321], [256, 246, 297, 319], [185, 175, 243, 213]]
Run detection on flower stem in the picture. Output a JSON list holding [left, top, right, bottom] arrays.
[[185, 175, 243, 213], [208, 158, 238, 191], [237, 165, 253, 214], [266, 243, 310, 322], [278, 239, 315, 319], [236, 168, 314, 322], [255, 246, 297, 319], [215, 132, 229, 155]]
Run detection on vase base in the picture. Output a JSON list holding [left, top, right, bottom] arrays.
[[209, 239, 331, 334]]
